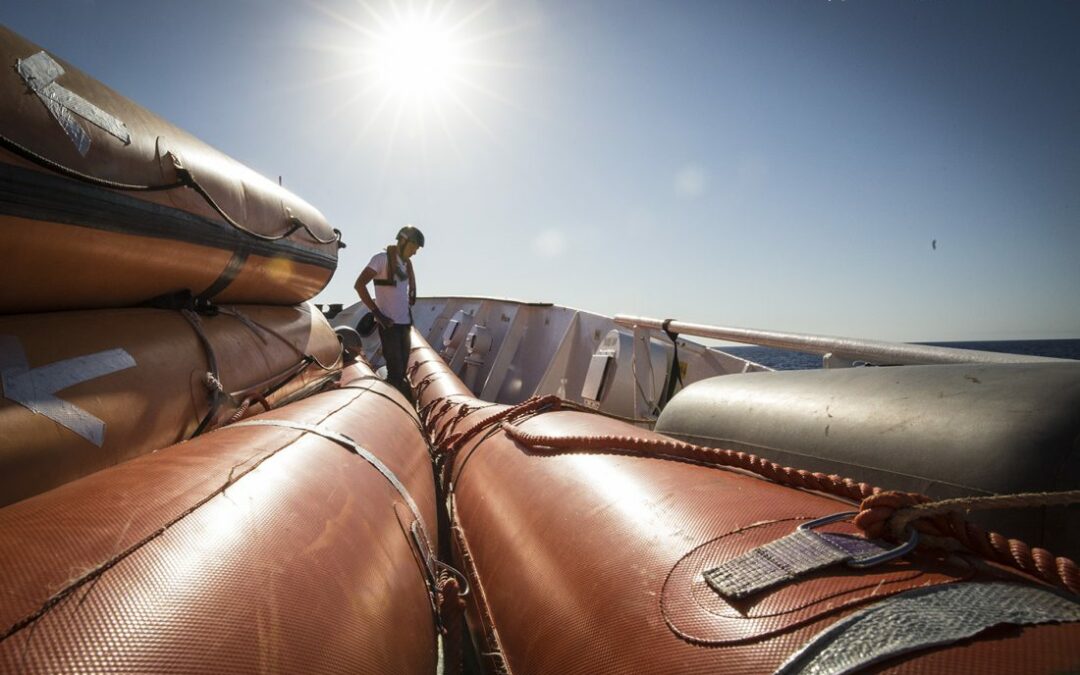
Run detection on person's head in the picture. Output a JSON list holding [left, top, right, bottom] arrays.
[[396, 225, 425, 259]]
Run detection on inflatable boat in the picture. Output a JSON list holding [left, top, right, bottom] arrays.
[[3, 22, 1079, 674], [0, 26, 342, 313], [406, 328, 1080, 674], [0, 303, 342, 507], [0, 362, 439, 673]]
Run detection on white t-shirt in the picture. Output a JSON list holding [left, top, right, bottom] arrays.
[[366, 251, 411, 324]]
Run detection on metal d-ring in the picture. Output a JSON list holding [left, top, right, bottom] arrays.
[[798, 511, 920, 569]]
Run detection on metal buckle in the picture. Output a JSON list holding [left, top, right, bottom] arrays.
[[798, 511, 920, 568]]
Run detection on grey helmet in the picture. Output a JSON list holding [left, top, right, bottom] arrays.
[[396, 225, 425, 248]]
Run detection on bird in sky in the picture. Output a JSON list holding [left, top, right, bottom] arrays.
[[932, 239, 937, 250]]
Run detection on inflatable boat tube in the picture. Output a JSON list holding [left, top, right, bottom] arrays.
[[0, 25, 341, 313], [0, 303, 342, 507], [408, 333, 1080, 674], [0, 362, 437, 673], [656, 363, 1080, 558]]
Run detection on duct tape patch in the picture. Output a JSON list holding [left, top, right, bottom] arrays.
[[0, 335, 136, 446], [17, 50, 131, 156]]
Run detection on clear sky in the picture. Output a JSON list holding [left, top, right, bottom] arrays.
[[3, 0, 1078, 341]]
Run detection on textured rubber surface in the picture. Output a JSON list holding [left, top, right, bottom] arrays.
[[0, 304, 342, 507], [408, 336, 1080, 675], [0, 363, 437, 674]]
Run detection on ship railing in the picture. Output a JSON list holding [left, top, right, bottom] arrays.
[[613, 314, 1064, 369]]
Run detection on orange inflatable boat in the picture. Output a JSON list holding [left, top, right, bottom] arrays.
[[408, 332, 1080, 674], [0, 361, 438, 673], [0, 25, 342, 313], [0, 303, 342, 507]]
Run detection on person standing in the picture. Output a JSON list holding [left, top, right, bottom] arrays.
[[354, 225, 425, 402]]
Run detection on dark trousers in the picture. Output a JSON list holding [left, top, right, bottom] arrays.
[[378, 322, 413, 403]]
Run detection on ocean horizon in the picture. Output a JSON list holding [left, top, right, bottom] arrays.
[[722, 339, 1080, 371]]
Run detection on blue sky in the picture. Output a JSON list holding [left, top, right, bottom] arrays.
[[3, 0, 1078, 340]]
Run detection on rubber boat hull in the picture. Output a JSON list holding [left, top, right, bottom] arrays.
[[0, 362, 438, 674], [0, 26, 340, 313], [409, 332, 1080, 674], [656, 363, 1080, 558], [0, 303, 342, 507]]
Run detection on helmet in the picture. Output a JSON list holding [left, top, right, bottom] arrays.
[[396, 225, 425, 248]]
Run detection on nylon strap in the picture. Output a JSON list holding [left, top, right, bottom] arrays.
[[775, 582, 1080, 674], [705, 529, 891, 599], [373, 245, 411, 286]]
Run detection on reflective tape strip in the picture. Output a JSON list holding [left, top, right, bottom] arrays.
[[704, 529, 890, 599], [0, 335, 136, 447], [775, 582, 1080, 675], [17, 50, 131, 155], [229, 419, 432, 554]]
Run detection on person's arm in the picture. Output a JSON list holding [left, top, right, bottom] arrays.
[[354, 267, 391, 328]]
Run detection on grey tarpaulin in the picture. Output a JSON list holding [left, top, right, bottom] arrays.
[[774, 582, 1080, 675]]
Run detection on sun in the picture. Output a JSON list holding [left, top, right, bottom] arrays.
[[370, 14, 463, 103], [306, 0, 521, 165]]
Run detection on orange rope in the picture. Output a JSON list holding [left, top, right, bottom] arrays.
[[856, 491, 1080, 594], [497, 408, 1078, 594]]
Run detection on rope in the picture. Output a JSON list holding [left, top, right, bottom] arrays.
[[217, 307, 343, 372], [501, 417, 878, 503], [491, 410, 1080, 594], [885, 491, 1080, 539], [436, 572, 467, 675], [855, 491, 1080, 594], [1, 131, 185, 191], [0, 132, 342, 246], [180, 309, 225, 438]]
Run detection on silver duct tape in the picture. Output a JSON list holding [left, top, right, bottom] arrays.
[[40, 81, 131, 144], [775, 582, 1080, 675], [15, 50, 64, 90], [16, 50, 132, 155], [37, 90, 93, 156], [0, 336, 137, 447]]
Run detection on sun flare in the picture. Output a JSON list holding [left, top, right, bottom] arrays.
[[370, 15, 463, 102], [309, 0, 520, 163]]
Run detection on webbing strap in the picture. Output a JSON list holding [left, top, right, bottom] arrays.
[[705, 529, 892, 599], [229, 419, 432, 553], [775, 582, 1080, 675]]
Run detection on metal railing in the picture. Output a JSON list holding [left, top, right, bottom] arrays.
[[613, 315, 1066, 367]]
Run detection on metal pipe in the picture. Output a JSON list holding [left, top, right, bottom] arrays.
[[613, 315, 1067, 366]]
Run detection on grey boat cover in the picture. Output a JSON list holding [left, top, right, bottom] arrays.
[[656, 362, 1080, 557]]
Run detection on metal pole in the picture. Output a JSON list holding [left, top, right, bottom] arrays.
[[613, 315, 1066, 366]]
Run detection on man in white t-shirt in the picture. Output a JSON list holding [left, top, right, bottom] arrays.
[[354, 225, 425, 402]]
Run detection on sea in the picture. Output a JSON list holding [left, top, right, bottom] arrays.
[[722, 339, 1080, 371]]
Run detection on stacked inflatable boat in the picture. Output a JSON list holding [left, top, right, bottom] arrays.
[[0, 25, 438, 673], [4, 21, 1080, 675]]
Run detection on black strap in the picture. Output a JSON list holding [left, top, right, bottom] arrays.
[[196, 249, 249, 302], [662, 319, 684, 404], [372, 245, 410, 286]]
